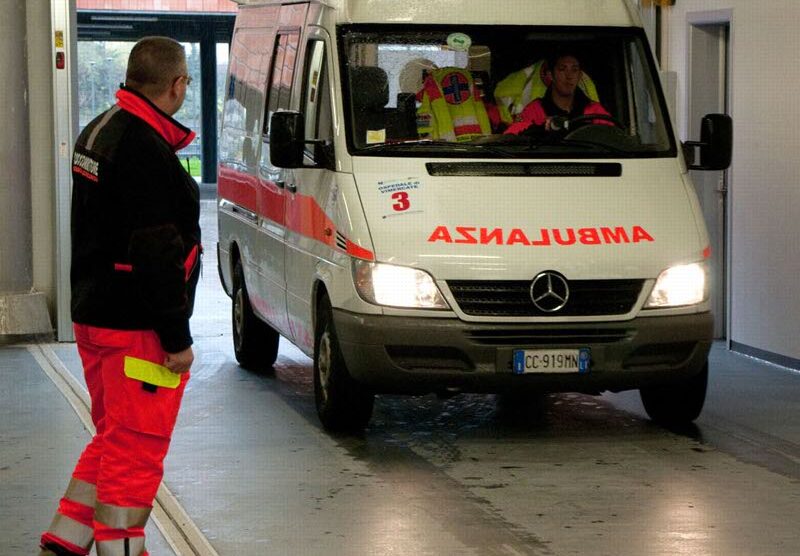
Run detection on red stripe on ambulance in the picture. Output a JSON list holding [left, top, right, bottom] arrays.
[[427, 226, 655, 245]]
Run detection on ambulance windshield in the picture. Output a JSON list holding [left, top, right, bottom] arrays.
[[339, 25, 675, 158]]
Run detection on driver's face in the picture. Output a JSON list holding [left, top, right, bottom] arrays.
[[552, 55, 582, 97]]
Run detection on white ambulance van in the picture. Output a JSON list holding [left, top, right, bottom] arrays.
[[217, 0, 732, 432]]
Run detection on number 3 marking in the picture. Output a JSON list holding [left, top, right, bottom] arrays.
[[392, 191, 410, 212]]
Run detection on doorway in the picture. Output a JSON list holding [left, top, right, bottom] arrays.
[[687, 14, 731, 340]]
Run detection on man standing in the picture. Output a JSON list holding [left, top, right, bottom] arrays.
[[40, 37, 200, 556]]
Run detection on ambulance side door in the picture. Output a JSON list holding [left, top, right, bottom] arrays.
[[255, 29, 301, 336], [285, 27, 337, 354]]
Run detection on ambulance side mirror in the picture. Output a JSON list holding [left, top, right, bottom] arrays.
[[270, 111, 305, 168], [269, 110, 334, 170], [684, 113, 733, 171]]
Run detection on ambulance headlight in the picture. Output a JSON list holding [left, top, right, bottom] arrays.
[[352, 260, 449, 309], [645, 262, 708, 308]]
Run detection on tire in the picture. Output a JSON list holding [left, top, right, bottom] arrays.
[[314, 294, 374, 433], [640, 362, 708, 426], [231, 259, 279, 371]]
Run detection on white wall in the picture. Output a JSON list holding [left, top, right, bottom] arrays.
[[662, 0, 800, 361]]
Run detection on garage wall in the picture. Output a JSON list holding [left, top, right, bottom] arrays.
[[662, 0, 800, 363], [0, 2, 33, 293]]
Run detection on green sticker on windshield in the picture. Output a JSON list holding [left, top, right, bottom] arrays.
[[447, 33, 472, 52]]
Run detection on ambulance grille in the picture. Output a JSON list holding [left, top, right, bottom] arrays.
[[465, 328, 633, 346], [426, 162, 622, 177], [447, 279, 643, 317]]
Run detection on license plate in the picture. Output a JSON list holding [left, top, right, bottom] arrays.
[[512, 348, 590, 374]]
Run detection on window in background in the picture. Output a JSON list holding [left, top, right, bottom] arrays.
[[173, 42, 202, 177], [77, 40, 202, 177], [217, 42, 230, 130], [77, 41, 133, 129]]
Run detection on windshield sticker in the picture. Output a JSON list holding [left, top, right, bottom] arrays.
[[446, 33, 472, 52], [427, 226, 655, 246], [378, 177, 424, 219], [366, 129, 386, 144]]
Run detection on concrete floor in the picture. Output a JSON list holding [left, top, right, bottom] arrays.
[[3, 199, 799, 555]]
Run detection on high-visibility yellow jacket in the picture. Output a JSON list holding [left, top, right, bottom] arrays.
[[416, 67, 492, 142], [494, 60, 600, 124]]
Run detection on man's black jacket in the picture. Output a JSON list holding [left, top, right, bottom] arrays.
[[70, 87, 201, 353]]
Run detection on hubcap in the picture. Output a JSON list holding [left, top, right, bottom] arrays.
[[317, 331, 332, 404]]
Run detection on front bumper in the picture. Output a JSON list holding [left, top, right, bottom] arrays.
[[332, 310, 713, 394]]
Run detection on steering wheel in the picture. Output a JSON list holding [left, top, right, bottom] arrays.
[[551, 113, 624, 131]]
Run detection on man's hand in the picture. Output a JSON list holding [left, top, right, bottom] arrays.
[[164, 346, 194, 374]]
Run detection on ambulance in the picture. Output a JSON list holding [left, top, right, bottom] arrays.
[[217, 0, 732, 431]]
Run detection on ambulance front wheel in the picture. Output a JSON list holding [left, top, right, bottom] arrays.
[[640, 361, 708, 426], [314, 294, 374, 433], [232, 259, 280, 372]]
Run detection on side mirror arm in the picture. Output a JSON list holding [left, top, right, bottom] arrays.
[[305, 139, 335, 170], [683, 140, 703, 169]]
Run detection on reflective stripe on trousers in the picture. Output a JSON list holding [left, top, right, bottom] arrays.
[[40, 498, 151, 556], [94, 501, 150, 530], [40, 477, 97, 555], [95, 537, 148, 556], [94, 501, 151, 556]]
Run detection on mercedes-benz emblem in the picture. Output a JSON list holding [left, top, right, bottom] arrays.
[[530, 271, 570, 313]]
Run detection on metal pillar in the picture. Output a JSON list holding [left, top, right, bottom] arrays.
[[200, 29, 218, 185], [52, 0, 78, 341]]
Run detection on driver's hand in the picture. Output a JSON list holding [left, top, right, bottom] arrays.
[[544, 117, 554, 132]]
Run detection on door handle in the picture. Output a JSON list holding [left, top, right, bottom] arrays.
[[274, 180, 285, 189], [287, 183, 297, 194]]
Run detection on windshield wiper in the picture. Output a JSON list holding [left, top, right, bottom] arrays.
[[356, 139, 516, 158]]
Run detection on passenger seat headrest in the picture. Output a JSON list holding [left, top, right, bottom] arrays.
[[350, 66, 389, 109]]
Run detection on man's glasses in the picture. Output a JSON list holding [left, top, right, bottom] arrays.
[[176, 75, 193, 86]]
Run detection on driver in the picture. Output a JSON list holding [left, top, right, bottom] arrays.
[[504, 51, 613, 135]]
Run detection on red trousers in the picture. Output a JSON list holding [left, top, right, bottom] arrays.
[[40, 324, 189, 556]]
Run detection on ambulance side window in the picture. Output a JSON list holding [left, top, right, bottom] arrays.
[[627, 40, 668, 148], [301, 39, 334, 166], [260, 31, 300, 170], [221, 28, 270, 169]]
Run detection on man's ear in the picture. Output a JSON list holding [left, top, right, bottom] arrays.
[[170, 78, 181, 98]]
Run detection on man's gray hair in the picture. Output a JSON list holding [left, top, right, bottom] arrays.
[[126, 36, 187, 96]]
